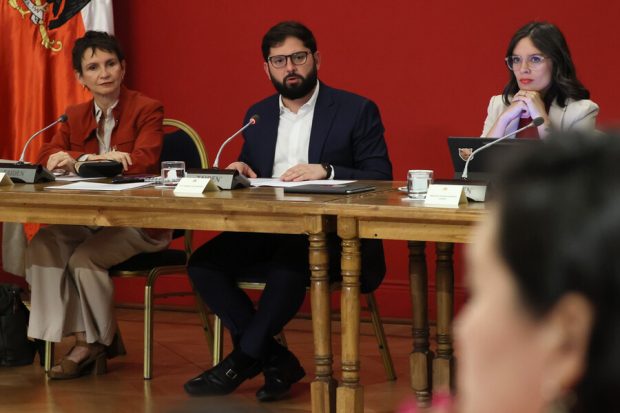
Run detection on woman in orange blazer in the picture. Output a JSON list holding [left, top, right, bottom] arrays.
[[37, 84, 164, 174], [26, 31, 170, 380]]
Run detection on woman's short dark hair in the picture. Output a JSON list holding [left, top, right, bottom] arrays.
[[72, 31, 124, 75], [496, 131, 620, 413], [502, 22, 590, 108], [261, 21, 317, 61]]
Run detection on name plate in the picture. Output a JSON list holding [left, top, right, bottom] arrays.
[[0, 172, 14, 186], [424, 184, 467, 208], [173, 177, 219, 195]]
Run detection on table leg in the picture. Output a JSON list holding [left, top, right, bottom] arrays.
[[309, 231, 336, 413], [337, 217, 363, 413], [433, 242, 455, 393], [408, 241, 433, 406]]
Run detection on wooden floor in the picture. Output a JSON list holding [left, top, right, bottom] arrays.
[[0, 308, 423, 413]]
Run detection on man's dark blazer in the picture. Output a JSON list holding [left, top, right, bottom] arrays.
[[240, 83, 392, 180], [238, 82, 393, 293]]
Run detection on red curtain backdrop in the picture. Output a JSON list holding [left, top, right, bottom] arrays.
[[110, 0, 620, 318], [5, 1, 617, 318]]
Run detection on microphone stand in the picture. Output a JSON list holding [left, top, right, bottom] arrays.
[[0, 114, 67, 183], [435, 117, 544, 202], [17, 115, 68, 164], [213, 115, 258, 169], [462, 117, 544, 180], [186, 115, 259, 190]]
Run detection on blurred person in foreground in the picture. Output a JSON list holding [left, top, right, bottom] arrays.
[[403, 131, 620, 413]]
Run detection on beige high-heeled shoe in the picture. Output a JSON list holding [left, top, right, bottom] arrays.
[[48, 341, 107, 380]]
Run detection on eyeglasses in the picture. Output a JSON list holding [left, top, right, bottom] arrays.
[[267, 51, 311, 68], [505, 54, 547, 71]]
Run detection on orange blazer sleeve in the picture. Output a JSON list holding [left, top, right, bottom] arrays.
[[121, 99, 164, 175], [37, 118, 83, 166]]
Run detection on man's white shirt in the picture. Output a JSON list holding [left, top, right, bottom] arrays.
[[271, 81, 320, 178]]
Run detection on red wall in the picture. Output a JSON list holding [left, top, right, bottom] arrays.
[[44, 1, 620, 318]]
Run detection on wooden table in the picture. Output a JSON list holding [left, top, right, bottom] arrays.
[[324, 182, 488, 412], [0, 181, 488, 413], [0, 182, 346, 412]]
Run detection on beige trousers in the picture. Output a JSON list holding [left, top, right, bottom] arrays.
[[26, 225, 170, 345], [2, 222, 27, 277]]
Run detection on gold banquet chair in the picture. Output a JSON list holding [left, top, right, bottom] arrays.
[[212, 282, 397, 381], [44, 119, 214, 379]]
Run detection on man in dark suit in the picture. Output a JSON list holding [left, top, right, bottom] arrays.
[[184, 21, 392, 401]]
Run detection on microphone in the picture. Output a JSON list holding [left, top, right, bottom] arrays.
[[186, 114, 259, 190], [462, 116, 544, 180], [0, 114, 67, 183], [17, 114, 68, 163], [212, 114, 259, 168]]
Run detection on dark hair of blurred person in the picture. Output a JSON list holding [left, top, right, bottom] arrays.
[[456, 131, 620, 413]]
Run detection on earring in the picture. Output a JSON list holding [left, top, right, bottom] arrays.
[[541, 378, 576, 413], [545, 393, 576, 413]]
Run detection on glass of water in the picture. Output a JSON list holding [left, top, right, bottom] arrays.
[[407, 169, 433, 199], [161, 161, 185, 186]]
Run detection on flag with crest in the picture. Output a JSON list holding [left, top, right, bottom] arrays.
[[0, 0, 114, 162], [0, 1, 114, 273]]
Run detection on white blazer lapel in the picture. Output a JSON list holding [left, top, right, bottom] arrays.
[[548, 100, 566, 130]]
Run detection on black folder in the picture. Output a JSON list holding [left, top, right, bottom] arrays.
[[284, 182, 375, 195]]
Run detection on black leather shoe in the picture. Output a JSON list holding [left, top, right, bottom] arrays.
[[184, 352, 262, 396], [256, 349, 306, 402]]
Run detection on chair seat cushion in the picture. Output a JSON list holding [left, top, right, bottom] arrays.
[[109, 249, 187, 273]]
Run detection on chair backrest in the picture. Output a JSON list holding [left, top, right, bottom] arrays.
[[160, 119, 208, 247], [161, 119, 209, 169]]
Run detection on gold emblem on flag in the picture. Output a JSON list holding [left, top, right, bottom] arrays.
[[8, 0, 86, 52]]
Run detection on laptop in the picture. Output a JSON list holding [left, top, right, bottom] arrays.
[[447, 137, 539, 181], [284, 182, 375, 195]]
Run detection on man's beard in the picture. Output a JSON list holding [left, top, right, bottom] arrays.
[[271, 65, 318, 100]]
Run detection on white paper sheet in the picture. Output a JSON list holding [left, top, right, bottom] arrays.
[[249, 178, 355, 188], [44, 182, 153, 191]]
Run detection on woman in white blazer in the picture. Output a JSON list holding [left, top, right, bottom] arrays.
[[482, 22, 598, 138]]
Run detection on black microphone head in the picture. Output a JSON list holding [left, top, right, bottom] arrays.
[[532, 117, 544, 127], [59, 114, 68, 122], [250, 114, 260, 124]]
